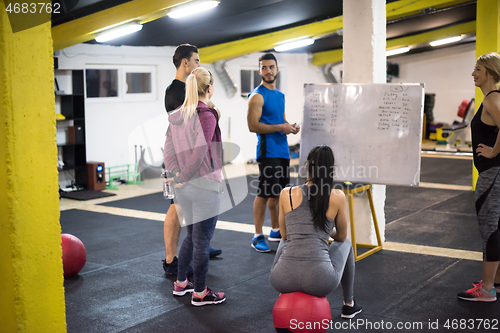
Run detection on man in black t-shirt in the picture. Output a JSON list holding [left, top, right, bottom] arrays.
[[162, 44, 222, 277]]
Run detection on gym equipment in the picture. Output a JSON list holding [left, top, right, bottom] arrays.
[[61, 233, 87, 278], [436, 98, 475, 152], [87, 161, 105, 191], [273, 292, 331, 333]]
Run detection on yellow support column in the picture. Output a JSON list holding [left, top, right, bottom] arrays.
[[473, 1, 500, 189], [0, 2, 66, 332]]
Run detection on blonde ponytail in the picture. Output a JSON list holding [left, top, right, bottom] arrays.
[[179, 67, 213, 123]]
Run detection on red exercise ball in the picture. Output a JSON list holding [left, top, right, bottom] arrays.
[[273, 292, 331, 333], [61, 233, 86, 278]]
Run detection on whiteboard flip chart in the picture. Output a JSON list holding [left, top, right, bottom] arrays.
[[299, 83, 424, 186]]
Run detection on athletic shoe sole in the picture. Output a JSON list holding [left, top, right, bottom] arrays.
[[251, 243, 270, 252], [341, 308, 362, 319], [191, 298, 226, 306], [268, 237, 282, 242], [173, 288, 194, 296], [458, 295, 497, 302]]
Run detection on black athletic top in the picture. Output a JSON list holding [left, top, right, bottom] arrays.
[[164, 79, 185, 114], [471, 90, 500, 173]]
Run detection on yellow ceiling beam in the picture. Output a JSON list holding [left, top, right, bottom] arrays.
[[312, 20, 476, 66], [312, 49, 344, 67], [386, 0, 473, 20], [52, 0, 190, 51], [199, 16, 344, 64], [386, 20, 476, 49], [199, 0, 471, 63]]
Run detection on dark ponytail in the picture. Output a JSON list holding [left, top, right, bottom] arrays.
[[306, 145, 334, 232]]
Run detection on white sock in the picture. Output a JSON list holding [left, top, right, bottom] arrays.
[[271, 228, 280, 232], [254, 233, 263, 238], [194, 287, 207, 297], [344, 301, 354, 307], [177, 279, 187, 287]]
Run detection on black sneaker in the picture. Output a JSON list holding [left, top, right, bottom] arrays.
[[341, 301, 362, 319], [162, 257, 193, 277], [209, 247, 222, 258], [191, 287, 226, 306]]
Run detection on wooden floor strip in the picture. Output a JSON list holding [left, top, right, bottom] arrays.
[[77, 205, 481, 261], [419, 182, 472, 191], [383, 241, 481, 261]]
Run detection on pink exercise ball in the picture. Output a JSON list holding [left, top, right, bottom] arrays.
[[273, 292, 331, 333], [61, 233, 86, 278]]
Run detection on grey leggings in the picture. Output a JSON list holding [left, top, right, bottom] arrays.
[[175, 183, 221, 292], [475, 166, 500, 262], [270, 238, 355, 302]]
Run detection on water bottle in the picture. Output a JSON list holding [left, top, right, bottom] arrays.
[[161, 170, 174, 199]]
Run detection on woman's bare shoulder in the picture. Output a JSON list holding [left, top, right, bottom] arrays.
[[329, 188, 346, 203]]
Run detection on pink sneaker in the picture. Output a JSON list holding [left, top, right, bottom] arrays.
[[473, 280, 500, 293], [173, 280, 194, 296], [191, 287, 226, 306], [458, 282, 497, 302]]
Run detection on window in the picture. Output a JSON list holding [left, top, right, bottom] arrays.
[[86, 69, 118, 98], [240, 69, 280, 97], [123, 66, 156, 100], [85, 65, 157, 101], [126, 73, 152, 93]]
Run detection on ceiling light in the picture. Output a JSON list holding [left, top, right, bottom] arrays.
[[95, 22, 143, 43], [275, 38, 315, 52], [167, 0, 219, 19], [386, 47, 410, 56], [429, 35, 462, 47]]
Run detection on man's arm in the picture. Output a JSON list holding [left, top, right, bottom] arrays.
[[283, 111, 300, 135], [247, 93, 295, 134]]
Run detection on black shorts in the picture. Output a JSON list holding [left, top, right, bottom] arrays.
[[257, 157, 290, 198]]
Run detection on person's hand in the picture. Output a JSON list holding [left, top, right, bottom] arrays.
[[477, 143, 497, 159], [167, 172, 185, 187], [291, 123, 300, 135], [281, 123, 297, 135]]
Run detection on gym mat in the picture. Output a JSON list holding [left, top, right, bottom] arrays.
[[420, 156, 472, 185], [61, 190, 116, 201]]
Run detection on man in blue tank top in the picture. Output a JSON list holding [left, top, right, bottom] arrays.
[[247, 53, 300, 252]]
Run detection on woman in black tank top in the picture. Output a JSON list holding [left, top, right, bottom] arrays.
[[458, 53, 500, 302]]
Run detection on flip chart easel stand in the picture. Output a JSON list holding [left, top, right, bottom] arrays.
[[342, 184, 383, 261]]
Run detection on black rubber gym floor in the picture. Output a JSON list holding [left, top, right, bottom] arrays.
[[61, 156, 500, 333]]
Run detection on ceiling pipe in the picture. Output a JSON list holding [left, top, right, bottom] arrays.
[[212, 60, 237, 98], [321, 63, 340, 83]]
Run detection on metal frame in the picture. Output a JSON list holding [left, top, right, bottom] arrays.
[[342, 184, 383, 261]]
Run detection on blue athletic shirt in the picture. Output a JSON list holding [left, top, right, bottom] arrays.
[[249, 84, 290, 159]]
